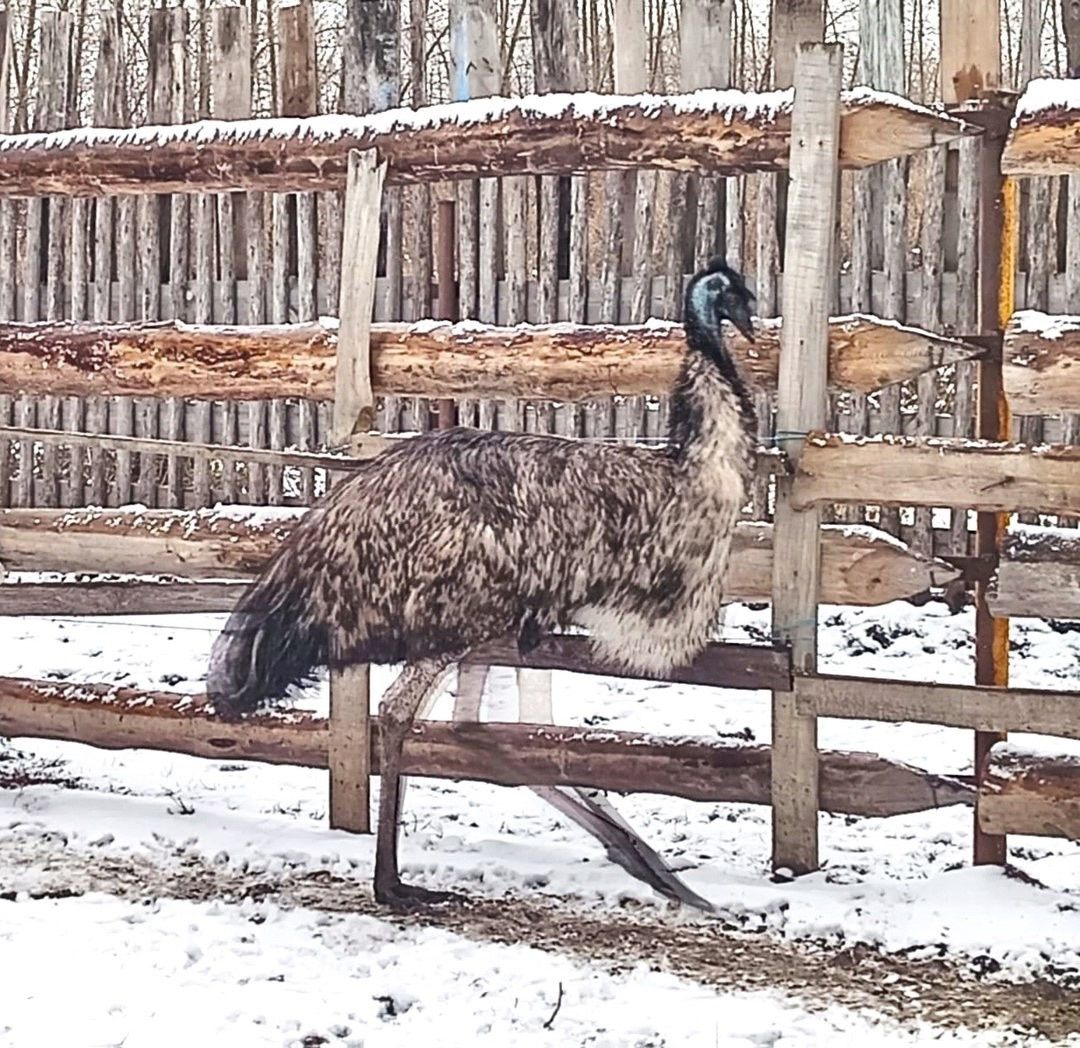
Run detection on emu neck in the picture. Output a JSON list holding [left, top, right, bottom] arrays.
[[667, 320, 756, 467]]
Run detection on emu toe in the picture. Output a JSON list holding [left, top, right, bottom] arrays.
[[374, 881, 465, 911]]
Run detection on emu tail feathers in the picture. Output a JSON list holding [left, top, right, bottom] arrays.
[[207, 550, 328, 719]]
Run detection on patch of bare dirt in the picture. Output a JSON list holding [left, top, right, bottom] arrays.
[[2, 831, 1078, 1044]]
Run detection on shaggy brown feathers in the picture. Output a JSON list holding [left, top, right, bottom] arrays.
[[208, 258, 757, 717]]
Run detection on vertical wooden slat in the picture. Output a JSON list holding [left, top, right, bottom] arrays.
[[450, 0, 500, 436], [0, 11, 13, 506], [344, 0, 404, 435], [279, 0, 319, 503], [941, 0, 1009, 866], [403, 0, 432, 324], [943, 0, 994, 552], [914, 145, 946, 554], [682, 0, 733, 277], [770, 42, 842, 877], [1017, 0, 1047, 521], [328, 150, 387, 835], [1062, 0, 1080, 448], [209, 7, 251, 504], [107, 32, 134, 513], [212, 6, 251, 326], [29, 11, 74, 509], [613, 0, 648, 439], [1064, 175, 1080, 447], [148, 8, 189, 509], [974, 110, 1014, 867], [532, 0, 584, 325]]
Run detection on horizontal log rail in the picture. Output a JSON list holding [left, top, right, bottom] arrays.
[[988, 525, 1080, 619], [0, 508, 958, 607], [1002, 79, 1080, 175], [979, 744, 1080, 840], [0, 88, 976, 197], [0, 676, 973, 817], [1003, 310, 1080, 414], [793, 434, 1080, 515], [0, 315, 981, 402], [797, 675, 1080, 743], [0, 581, 246, 617]]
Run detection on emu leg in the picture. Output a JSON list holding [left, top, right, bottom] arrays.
[[455, 663, 717, 913], [374, 655, 459, 909]]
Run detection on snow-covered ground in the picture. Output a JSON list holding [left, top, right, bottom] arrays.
[[2, 598, 1080, 1045]]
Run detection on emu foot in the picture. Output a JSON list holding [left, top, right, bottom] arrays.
[[374, 880, 465, 911]]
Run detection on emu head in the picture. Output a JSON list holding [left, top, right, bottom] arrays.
[[684, 258, 756, 352]]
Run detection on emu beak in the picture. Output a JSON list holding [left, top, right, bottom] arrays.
[[726, 305, 756, 343]]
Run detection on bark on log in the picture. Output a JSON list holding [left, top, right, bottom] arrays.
[[0, 89, 976, 197], [0, 508, 958, 605], [793, 434, 1080, 516], [979, 744, 1080, 840], [0, 675, 974, 816], [988, 525, 1080, 619], [0, 316, 981, 402], [1003, 83, 1080, 176], [1004, 311, 1080, 414]]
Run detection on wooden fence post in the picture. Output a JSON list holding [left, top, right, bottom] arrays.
[[327, 148, 387, 834], [770, 41, 842, 875]]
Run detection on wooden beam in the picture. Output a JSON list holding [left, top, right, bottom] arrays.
[[793, 434, 1080, 515], [1004, 310, 1080, 414], [0, 315, 981, 403], [461, 635, 792, 691], [940, 0, 1001, 104], [0, 580, 245, 616], [989, 525, 1080, 619], [0, 90, 976, 198], [327, 149, 385, 834], [769, 42, 842, 876], [1002, 79, 1080, 176], [798, 675, 1080, 742], [0, 676, 974, 816], [0, 509, 957, 605], [332, 150, 385, 443], [979, 744, 1080, 839]]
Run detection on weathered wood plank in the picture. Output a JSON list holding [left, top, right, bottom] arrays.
[[989, 525, 1080, 619], [769, 43, 842, 876], [798, 676, 1080, 742], [0, 676, 972, 816], [794, 435, 1080, 515], [0, 315, 981, 402], [979, 744, 1080, 840], [331, 151, 386, 445]]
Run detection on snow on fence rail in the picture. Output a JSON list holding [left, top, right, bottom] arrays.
[[0, 316, 981, 402], [0, 88, 976, 197], [1004, 310, 1080, 414], [1003, 78, 1080, 175]]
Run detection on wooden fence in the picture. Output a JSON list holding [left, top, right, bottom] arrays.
[[2, 45, 1080, 876]]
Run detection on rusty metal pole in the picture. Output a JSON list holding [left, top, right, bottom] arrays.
[[435, 198, 457, 430], [972, 96, 1017, 866]]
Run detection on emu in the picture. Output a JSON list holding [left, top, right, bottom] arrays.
[[207, 257, 758, 909]]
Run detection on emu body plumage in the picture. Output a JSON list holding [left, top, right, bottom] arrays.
[[208, 258, 757, 908]]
